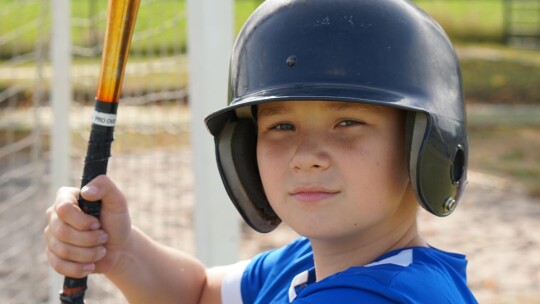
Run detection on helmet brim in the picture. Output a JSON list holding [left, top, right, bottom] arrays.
[[205, 84, 428, 136]]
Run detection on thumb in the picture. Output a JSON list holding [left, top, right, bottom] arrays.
[[80, 175, 128, 215], [80, 175, 132, 272], [80, 175, 132, 251]]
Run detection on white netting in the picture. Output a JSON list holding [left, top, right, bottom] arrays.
[[0, 0, 192, 302], [0, 0, 49, 303]]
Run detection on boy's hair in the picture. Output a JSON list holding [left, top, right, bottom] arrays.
[[205, 0, 468, 233]]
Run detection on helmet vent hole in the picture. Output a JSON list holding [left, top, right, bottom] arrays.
[[451, 145, 465, 184], [286, 55, 297, 67]]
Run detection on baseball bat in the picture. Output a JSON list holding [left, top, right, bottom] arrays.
[[59, 0, 140, 303]]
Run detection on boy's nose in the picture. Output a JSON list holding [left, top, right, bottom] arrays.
[[290, 134, 330, 172]]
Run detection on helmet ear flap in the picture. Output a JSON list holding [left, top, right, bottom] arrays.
[[215, 117, 281, 233], [406, 111, 468, 216], [405, 111, 430, 212]]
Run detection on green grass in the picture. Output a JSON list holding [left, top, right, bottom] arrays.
[[2, 0, 539, 197], [0, 1, 45, 58], [70, 0, 187, 55], [0, 0, 512, 59], [461, 59, 540, 104], [235, 1, 261, 34], [0, 0, 188, 58], [1, 0, 537, 105], [468, 124, 540, 197], [415, 0, 506, 43]]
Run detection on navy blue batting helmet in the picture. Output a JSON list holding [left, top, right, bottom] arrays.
[[206, 0, 467, 233]]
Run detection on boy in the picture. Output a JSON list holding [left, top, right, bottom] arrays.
[[45, 0, 477, 302]]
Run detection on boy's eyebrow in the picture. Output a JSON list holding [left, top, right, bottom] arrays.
[[257, 104, 291, 118], [323, 102, 372, 112], [257, 101, 373, 118]]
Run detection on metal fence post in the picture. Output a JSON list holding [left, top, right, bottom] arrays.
[[187, 0, 240, 267], [49, 0, 72, 302]]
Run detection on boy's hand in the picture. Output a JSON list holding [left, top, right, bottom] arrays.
[[44, 175, 132, 278]]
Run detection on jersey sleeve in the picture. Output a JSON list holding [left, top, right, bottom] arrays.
[[219, 248, 290, 304], [240, 246, 284, 302], [221, 260, 251, 304], [222, 237, 313, 304]]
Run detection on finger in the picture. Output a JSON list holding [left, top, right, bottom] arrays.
[[54, 186, 80, 209], [47, 248, 96, 279], [47, 233, 107, 263], [79, 175, 132, 251], [81, 175, 128, 215], [47, 216, 108, 247], [56, 186, 80, 200], [46, 187, 78, 222], [55, 198, 101, 231]]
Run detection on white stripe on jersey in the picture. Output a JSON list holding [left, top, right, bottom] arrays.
[[288, 249, 414, 302], [221, 260, 251, 304], [365, 249, 413, 268]]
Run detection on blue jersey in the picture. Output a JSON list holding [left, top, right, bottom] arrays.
[[221, 237, 477, 303]]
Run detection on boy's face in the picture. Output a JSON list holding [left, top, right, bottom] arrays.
[[256, 100, 417, 241]]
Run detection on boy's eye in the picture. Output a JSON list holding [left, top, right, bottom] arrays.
[[271, 123, 295, 131], [337, 119, 362, 127]]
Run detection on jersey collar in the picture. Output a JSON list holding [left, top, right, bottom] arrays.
[[288, 248, 414, 302]]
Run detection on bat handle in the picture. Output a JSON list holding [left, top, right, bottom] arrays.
[[60, 277, 88, 304], [60, 100, 117, 304], [78, 119, 116, 213], [78, 108, 116, 217]]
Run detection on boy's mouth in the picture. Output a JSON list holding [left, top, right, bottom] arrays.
[[290, 186, 339, 202]]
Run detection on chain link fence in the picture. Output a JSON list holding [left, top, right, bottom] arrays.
[[1, 0, 50, 302]]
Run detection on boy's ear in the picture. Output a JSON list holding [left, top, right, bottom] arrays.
[[215, 118, 281, 233]]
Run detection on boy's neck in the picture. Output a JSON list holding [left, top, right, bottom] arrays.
[[309, 218, 426, 281]]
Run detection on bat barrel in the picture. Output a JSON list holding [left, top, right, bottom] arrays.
[[97, 0, 140, 102]]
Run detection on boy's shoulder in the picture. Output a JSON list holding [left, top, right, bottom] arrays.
[[240, 238, 477, 303], [291, 245, 477, 303]]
